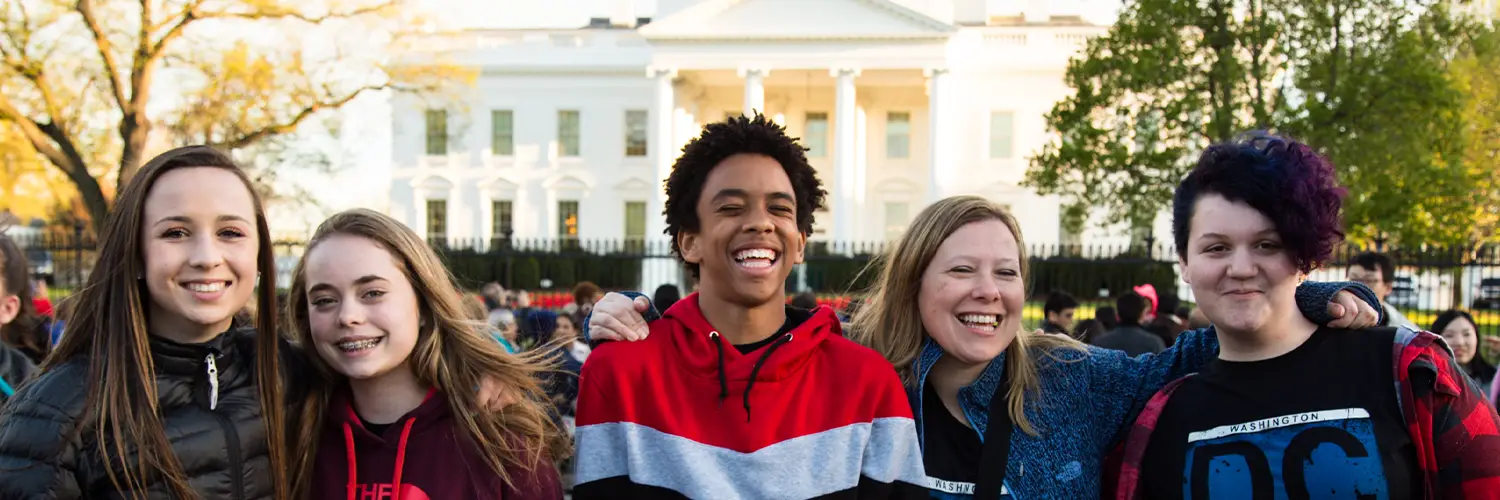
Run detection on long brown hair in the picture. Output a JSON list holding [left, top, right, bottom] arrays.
[[286, 209, 569, 496], [44, 146, 287, 499], [851, 195, 1084, 435]]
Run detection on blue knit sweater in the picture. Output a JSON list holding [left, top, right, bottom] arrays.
[[585, 281, 1380, 499]]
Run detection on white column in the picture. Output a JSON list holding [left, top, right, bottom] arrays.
[[925, 67, 951, 204], [739, 68, 768, 117], [831, 67, 860, 245], [644, 66, 678, 292]]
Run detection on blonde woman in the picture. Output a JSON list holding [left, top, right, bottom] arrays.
[[586, 196, 1380, 498], [285, 209, 568, 499]]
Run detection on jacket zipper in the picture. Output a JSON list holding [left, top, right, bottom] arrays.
[[205, 354, 220, 410], [206, 353, 246, 500]]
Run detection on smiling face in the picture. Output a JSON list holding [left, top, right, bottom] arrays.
[[304, 233, 422, 381], [555, 315, 579, 342], [918, 219, 1025, 367], [141, 167, 260, 342], [679, 153, 807, 307], [1440, 315, 1478, 365], [1180, 194, 1303, 336]]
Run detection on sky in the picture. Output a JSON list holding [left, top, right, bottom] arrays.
[[420, 0, 1121, 29]]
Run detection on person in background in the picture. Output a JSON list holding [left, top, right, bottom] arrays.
[[790, 290, 819, 310], [1431, 309, 1496, 397], [1132, 284, 1160, 325], [47, 295, 72, 347], [1146, 294, 1188, 346], [0, 237, 47, 365], [1347, 251, 1419, 329], [1095, 305, 1119, 330], [564, 281, 600, 329], [1072, 318, 1106, 344], [513, 307, 543, 351], [651, 284, 681, 313], [30, 279, 52, 318], [0, 236, 39, 402], [1041, 290, 1079, 335], [481, 282, 507, 311], [488, 309, 520, 353], [544, 312, 588, 420], [1093, 290, 1166, 356]]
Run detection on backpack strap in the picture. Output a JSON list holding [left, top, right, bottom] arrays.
[[973, 365, 1014, 499], [0, 375, 14, 398], [1113, 374, 1194, 500]]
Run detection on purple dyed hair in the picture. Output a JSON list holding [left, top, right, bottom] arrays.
[[1172, 133, 1347, 272]]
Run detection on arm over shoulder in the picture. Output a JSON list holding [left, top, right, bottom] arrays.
[[1086, 327, 1219, 453]]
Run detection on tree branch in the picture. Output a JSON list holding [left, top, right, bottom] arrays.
[[74, 0, 129, 111], [0, 94, 82, 179], [149, 0, 207, 60], [201, 1, 395, 24], [217, 84, 399, 150]]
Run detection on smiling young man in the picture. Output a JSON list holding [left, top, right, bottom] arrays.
[[572, 114, 926, 499]]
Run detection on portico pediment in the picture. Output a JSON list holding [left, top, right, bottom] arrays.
[[543, 174, 592, 192], [613, 177, 654, 193], [639, 0, 956, 41], [479, 177, 520, 198]]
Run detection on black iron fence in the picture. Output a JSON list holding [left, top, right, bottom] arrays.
[[8, 232, 1500, 335]]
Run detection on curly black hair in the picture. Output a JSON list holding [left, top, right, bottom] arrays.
[[664, 113, 827, 278]]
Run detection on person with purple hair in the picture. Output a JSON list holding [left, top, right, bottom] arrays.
[[1114, 133, 1500, 499]]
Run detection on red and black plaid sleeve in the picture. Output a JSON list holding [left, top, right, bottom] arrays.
[[1395, 331, 1500, 499]]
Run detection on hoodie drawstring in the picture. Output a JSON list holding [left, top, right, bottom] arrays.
[[343, 417, 419, 500], [743, 333, 793, 423], [709, 331, 728, 402]]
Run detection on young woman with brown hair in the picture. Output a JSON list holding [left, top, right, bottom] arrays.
[[0, 146, 289, 499], [285, 209, 567, 499]]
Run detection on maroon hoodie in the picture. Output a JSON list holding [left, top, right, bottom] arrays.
[[311, 387, 562, 500]]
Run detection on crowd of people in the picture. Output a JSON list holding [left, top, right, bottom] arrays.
[[0, 113, 1493, 499]]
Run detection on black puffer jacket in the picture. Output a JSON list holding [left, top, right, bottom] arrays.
[[0, 327, 275, 499], [0, 342, 37, 403]]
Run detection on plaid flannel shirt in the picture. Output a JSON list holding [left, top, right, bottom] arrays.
[[1113, 327, 1500, 500]]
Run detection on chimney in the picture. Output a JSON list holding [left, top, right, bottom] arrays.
[[610, 0, 637, 28]]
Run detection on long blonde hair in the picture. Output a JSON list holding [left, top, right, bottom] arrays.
[[852, 196, 1084, 435], [285, 209, 569, 496]]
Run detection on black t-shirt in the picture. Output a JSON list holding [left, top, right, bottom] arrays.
[[1140, 327, 1419, 499], [734, 306, 811, 354], [921, 380, 984, 497]]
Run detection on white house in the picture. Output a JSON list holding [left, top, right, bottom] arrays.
[[388, 0, 1160, 289]]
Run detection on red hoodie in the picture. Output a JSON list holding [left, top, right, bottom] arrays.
[[572, 292, 926, 499], [311, 388, 563, 500]]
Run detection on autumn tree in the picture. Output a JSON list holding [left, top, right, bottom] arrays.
[[1026, 0, 1489, 247], [1446, 20, 1500, 251], [0, 0, 466, 232]]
